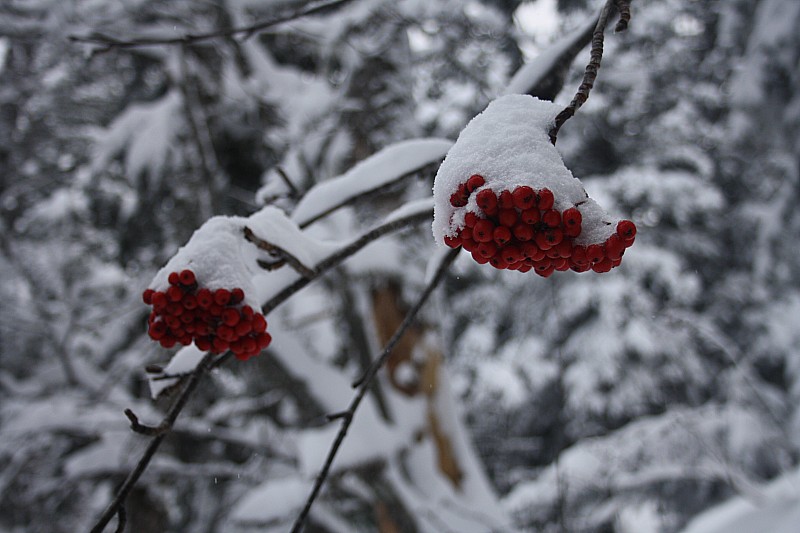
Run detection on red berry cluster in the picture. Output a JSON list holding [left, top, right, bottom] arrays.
[[445, 175, 636, 277], [142, 269, 271, 361]]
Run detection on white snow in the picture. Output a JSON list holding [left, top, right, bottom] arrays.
[[432, 94, 618, 245], [506, 13, 596, 95], [148, 345, 206, 399], [91, 90, 182, 185], [681, 466, 800, 533], [292, 138, 452, 227], [231, 475, 311, 523]]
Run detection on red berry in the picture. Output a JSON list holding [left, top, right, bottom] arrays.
[[151, 291, 167, 311], [544, 229, 564, 247], [210, 304, 224, 317], [196, 288, 213, 309], [473, 219, 495, 243], [537, 188, 554, 210], [222, 308, 240, 327], [168, 272, 180, 286], [230, 288, 245, 305], [492, 226, 512, 246], [471, 249, 490, 264], [178, 269, 196, 286], [535, 263, 555, 278], [183, 294, 198, 310], [489, 256, 509, 270], [236, 320, 253, 336], [160, 335, 177, 348], [617, 220, 637, 241], [142, 289, 155, 305], [212, 337, 229, 353], [512, 186, 536, 210], [477, 241, 498, 259], [555, 240, 573, 258], [256, 332, 272, 349], [450, 183, 469, 207], [195, 323, 211, 336], [180, 312, 193, 324], [165, 316, 181, 330], [498, 208, 518, 228], [242, 337, 257, 354], [605, 234, 625, 260], [498, 190, 514, 209], [461, 227, 473, 241], [466, 174, 485, 192], [542, 210, 561, 228], [554, 258, 570, 271], [521, 242, 543, 261], [563, 208, 582, 230], [166, 303, 183, 316], [518, 264, 532, 273], [501, 245, 523, 264], [476, 190, 498, 212], [520, 208, 541, 225], [213, 289, 231, 306], [571, 246, 588, 266], [464, 212, 479, 227], [461, 237, 477, 252], [241, 306, 255, 320], [148, 321, 167, 340], [592, 258, 613, 273], [167, 286, 184, 303], [512, 223, 534, 242], [586, 244, 605, 263], [255, 315, 269, 333], [195, 337, 212, 352], [444, 234, 461, 248], [217, 325, 235, 342]]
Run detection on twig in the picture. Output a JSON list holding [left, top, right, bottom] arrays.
[[275, 166, 300, 199], [548, 0, 631, 144], [69, 0, 355, 52], [243, 226, 316, 278], [289, 248, 459, 533], [262, 207, 434, 314], [124, 409, 169, 437], [89, 352, 217, 533]]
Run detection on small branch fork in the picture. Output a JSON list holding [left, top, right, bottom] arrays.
[[69, 0, 355, 53], [243, 227, 316, 278], [288, 248, 460, 533], [549, 0, 632, 144]]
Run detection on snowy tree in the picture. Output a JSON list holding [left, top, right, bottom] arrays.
[[2, 1, 800, 533]]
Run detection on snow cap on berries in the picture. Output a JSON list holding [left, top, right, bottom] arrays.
[[432, 95, 619, 247]]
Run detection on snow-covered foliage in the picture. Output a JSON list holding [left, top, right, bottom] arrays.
[[3, 0, 800, 532]]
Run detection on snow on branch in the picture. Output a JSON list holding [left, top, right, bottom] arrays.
[[290, 138, 452, 228]]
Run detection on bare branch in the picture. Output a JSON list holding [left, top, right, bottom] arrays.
[[262, 207, 434, 314], [89, 352, 217, 533], [548, 0, 632, 144], [289, 248, 459, 533], [69, 0, 356, 52], [124, 409, 169, 437]]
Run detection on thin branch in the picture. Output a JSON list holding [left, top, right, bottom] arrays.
[[275, 166, 300, 199], [89, 352, 217, 533], [243, 226, 316, 278], [113, 507, 126, 533], [289, 248, 459, 533], [69, 0, 355, 52], [262, 207, 434, 314], [548, 0, 631, 144], [123, 409, 169, 437]]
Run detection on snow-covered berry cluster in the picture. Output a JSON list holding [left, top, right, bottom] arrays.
[[445, 175, 636, 276], [142, 269, 271, 360], [433, 95, 638, 276]]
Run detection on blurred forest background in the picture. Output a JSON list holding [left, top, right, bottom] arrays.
[[2, 0, 800, 532]]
